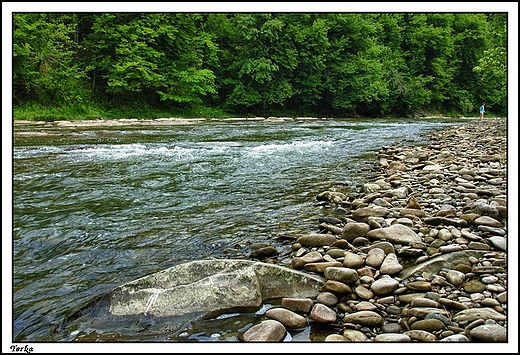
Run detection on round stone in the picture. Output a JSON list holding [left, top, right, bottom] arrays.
[[371, 278, 399, 295]]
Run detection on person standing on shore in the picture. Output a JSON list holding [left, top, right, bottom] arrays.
[[480, 102, 485, 120]]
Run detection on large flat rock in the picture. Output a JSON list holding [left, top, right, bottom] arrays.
[[64, 259, 324, 340]]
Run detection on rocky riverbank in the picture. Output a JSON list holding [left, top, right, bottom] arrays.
[[242, 117, 510, 343]]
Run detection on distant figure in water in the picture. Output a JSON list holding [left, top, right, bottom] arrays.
[[480, 102, 485, 120]]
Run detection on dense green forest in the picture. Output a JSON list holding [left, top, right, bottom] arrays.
[[12, 12, 508, 120]]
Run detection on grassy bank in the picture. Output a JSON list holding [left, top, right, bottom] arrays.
[[13, 103, 236, 122], [13, 103, 498, 122]]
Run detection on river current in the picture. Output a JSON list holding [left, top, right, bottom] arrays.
[[11, 117, 462, 342]]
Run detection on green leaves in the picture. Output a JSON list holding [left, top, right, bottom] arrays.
[[12, 12, 508, 117], [84, 13, 218, 106], [13, 13, 88, 106]]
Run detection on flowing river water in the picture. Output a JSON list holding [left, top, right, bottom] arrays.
[[11, 117, 464, 342]]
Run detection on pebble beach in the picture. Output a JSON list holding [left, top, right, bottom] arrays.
[[241, 117, 514, 345]]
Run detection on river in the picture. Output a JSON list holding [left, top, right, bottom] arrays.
[[11, 117, 463, 342]]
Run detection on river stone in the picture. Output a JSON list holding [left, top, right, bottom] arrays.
[[317, 292, 339, 307], [317, 190, 347, 203], [309, 303, 337, 323], [381, 323, 403, 333], [407, 307, 450, 318], [472, 265, 505, 273], [423, 217, 468, 227], [374, 333, 411, 342], [481, 298, 500, 307], [358, 275, 374, 285], [477, 225, 507, 235], [265, 308, 308, 329], [388, 161, 407, 172], [405, 281, 432, 292], [343, 311, 384, 327], [467, 241, 490, 251], [364, 241, 396, 255], [366, 224, 421, 245], [398, 250, 487, 279], [351, 206, 390, 222], [448, 226, 461, 238], [331, 239, 357, 252], [353, 301, 378, 312], [470, 202, 502, 220], [452, 308, 507, 323], [363, 192, 382, 203], [112, 270, 263, 318], [397, 293, 427, 304], [242, 319, 286, 342], [497, 291, 507, 303], [363, 183, 382, 193], [429, 187, 445, 195], [423, 164, 443, 171], [319, 216, 343, 225], [469, 323, 507, 342], [410, 319, 446, 332], [324, 267, 359, 284], [379, 253, 403, 275], [357, 267, 374, 278], [404, 330, 438, 342], [496, 206, 507, 219], [343, 329, 369, 342], [425, 312, 452, 326], [400, 208, 426, 218], [324, 334, 348, 342], [395, 217, 414, 228], [446, 269, 466, 286], [387, 186, 408, 199], [250, 246, 279, 259], [439, 334, 470, 342], [372, 197, 393, 208], [437, 205, 457, 217], [463, 279, 486, 293], [481, 275, 499, 284], [437, 298, 468, 310], [354, 285, 374, 300], [304, 261, 343, 273], [407, 195, 422, 209], [319, 223, 343, 235], [352, 237, 372, 246], [281, 298, 314, 313], [410, 297, 438, 308], [291, 251, 323, 270], [461, 213, 479, 224], [437, 228, 453, 241], [67, 259, 326, 341], [473, 216, 502, 227], [343, 252, 365, 268], [460, 229, 482, 241], [365, 247, 386, 267], [486, 284, 505, 293], [296, 234, 337, 247], [439, 245, 463, 253], [375, 179, 392, 190], [319, 280, 352, 294], [326, 248, 347, 259], [488, 236, 506, 251], [371, 277, 399, 295], [341, 222, 371, 240]]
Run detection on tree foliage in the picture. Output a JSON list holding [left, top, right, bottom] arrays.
[[13, 13, 89, 107], [12, 12, 509, 117]]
